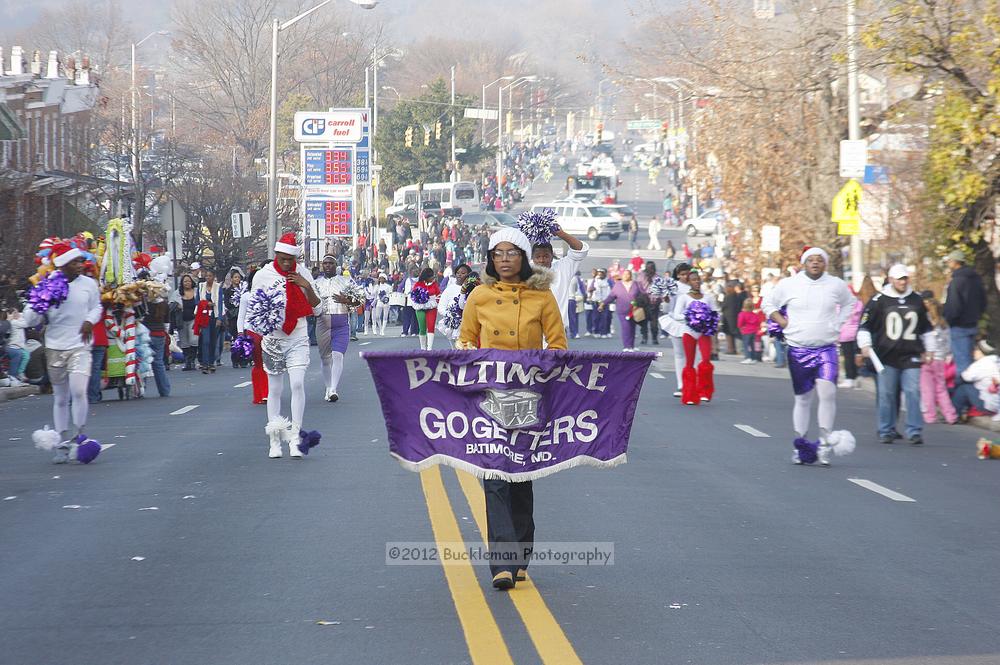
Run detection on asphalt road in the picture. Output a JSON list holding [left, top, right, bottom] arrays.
[[3, 167, 999, 664]]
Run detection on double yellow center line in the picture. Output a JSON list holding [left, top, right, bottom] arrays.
[[420, 466, 583, 665]]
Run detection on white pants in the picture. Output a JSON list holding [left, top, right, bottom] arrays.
[[374, 304, 391, 334], [647, 232, 661, 251]]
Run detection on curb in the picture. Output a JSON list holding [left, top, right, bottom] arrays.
[[0, 385, 40, 403]]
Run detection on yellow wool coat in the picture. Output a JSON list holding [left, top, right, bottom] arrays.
[[458, 269, 568, 351]]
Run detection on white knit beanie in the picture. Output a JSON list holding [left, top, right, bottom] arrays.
[[488, 228, 531, 256]]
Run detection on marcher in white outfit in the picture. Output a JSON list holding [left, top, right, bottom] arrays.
[[436, 264, 473, 347], [761, 247, 856, 465], [372, 275, 393, 336], [662, 263, 692, 397], [529, 228, 589, 330], [647, 216, 662, 251], [250, 233, 323, 459], [314, 255, 356, 403], [24, 243, 103, 463]]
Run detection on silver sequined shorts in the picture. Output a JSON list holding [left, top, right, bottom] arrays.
[[46, 346, 93, 384], [260, 335, 310, 375]]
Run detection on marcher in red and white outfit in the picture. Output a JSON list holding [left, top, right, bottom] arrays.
[[249, 234, 323, 459], [25, 243, 103, 463]]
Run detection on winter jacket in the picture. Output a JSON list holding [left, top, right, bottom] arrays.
[[943, 265, 986, 328], [459, 269, 567, 351], [838, 298, 863, 342]]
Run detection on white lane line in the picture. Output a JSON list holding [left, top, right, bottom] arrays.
[[233, 381, 252, 388], [170, 405, 200, 416], [848, 478, 916, 502], [650, 372, 665, 379], [734, 424, 770, 438]]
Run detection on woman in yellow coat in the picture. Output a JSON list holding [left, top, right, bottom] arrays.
[[459, 228, 567, 590]]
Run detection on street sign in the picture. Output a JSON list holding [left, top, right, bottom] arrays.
[[230, 212, 251, 238], [839, 140, 868, 178], [627, 119, 662, 130], [863, 164, 889, 185], [832, 179, 863, 235], [293, 110, 364, 143], [304, 196, 354, 237], [464, 108, 499, 120], [303, 147, 354, 186], [164, 230, 183, 260], [158, 200, 187, 233], [760, 225, 781, 252]]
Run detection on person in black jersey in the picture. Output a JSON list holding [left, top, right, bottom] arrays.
[[857, 264, 935, 445]]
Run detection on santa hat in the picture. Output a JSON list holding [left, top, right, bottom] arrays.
[[51, 241, 83, 267], [274, 232, 301, 257], [800, 245, 829, 264]]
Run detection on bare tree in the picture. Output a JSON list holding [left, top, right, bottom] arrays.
[[13, 0, 134, 71]]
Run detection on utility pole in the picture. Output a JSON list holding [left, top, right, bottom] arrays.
[[450, 64, 457, 181], [847, 0, 864, 288]]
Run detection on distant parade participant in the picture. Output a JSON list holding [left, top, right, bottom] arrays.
[[410, 267, 441, 350], [237, 268, 268, 404], [663, 269, 718, 405], [436, 263, 472, 346], [314, 255, 355, 402], [762, 247, 856, 465], [457, 227, 567, 590], [249, 233, 322, 459], [26, 243, 104, 464], [857, 264, 935, 445], [372, 274, 393, 336], [665, 263, 692, 397], [529, 227, 589, 329]]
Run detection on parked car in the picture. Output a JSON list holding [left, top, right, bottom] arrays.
[[460, 211, 520, 233], [683, 208, 725, 237], [386, 201, 457, 225], [530, 202, 622, 241]]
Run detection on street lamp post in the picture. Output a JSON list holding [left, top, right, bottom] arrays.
[[482, 75, 514, 144], [266, 0, 377, 257], [131, 30, 169, 244], [496, 76, 536, 203]]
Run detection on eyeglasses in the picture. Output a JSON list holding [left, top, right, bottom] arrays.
[[491, 249, 522, 260]]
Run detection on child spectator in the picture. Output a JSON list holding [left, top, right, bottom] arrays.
[[921, 298, 958, 424], [737, 299, 765, 364]]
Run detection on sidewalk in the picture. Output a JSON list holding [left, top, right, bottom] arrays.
[[0, 384, 39, 402]]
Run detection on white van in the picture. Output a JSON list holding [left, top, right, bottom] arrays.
[[530, 202, 622, 241], [387, 181, 479, 218]]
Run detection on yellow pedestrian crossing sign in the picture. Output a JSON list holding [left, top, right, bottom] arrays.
[[832, 179, 862, 235]]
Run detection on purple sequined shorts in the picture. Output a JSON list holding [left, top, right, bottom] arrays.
[[787, 344, 839, 395]]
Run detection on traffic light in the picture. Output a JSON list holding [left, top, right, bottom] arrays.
[[661, 120, 669, 141], [434, 120, 442, 140], [595, 122, 604, 143], [404, 126, 413, 147], [423, 126, 431, 146]]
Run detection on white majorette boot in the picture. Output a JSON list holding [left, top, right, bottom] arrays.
[[418, 334, 427, 350], [817, 430, 832, 466], [426, 332, 435, 350], [288, 422, 303, 458], [265, 417, 291, 458]]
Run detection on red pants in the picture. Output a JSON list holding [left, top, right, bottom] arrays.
[[681, 334, 714, 405], [247, 331, 268, 404]]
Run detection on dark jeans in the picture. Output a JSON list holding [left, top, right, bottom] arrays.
[[641, 305, 659, 343], [841, 340, 858, 380], [198, 319, 219, 366], [88, 346, 107, 402], [401, 306, 418, 335], [951, 382, 988, 414], [149, 335, 170, 397], [484, 479, 534, 577], [567, 299, 579, 337], [742, 332, 761, 361]]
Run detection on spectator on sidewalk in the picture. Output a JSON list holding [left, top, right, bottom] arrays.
[[857, 264, 934, 445], [921, 297, 957, 424], [951, 353, 1000, 419], [837, 280, 866, 388], [942, 249, 986, 375]]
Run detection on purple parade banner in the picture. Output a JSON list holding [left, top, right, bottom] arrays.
[[363, 349, 655, 482]]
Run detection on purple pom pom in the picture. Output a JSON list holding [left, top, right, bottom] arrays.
[[73, 434, 102, 464], [230, 334, 254, 360], [767, 306, 787, 340], [411, 285, 430, 305], [297, 429, 321, 455], [229, 285, 246, 308], [380, 294, 390, 305], [246, 286, 285, 336], [27, 270, 70, 315], [794, 437, 819, 464], [442, 300, 464, 330], [684, 300, 720, 335], [517, 208, 560, 245]]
